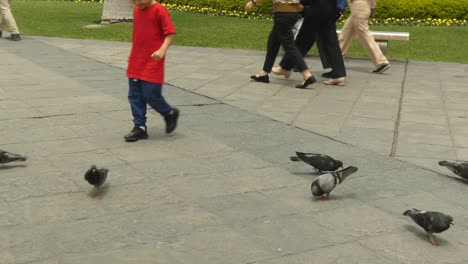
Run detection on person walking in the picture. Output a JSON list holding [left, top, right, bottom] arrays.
[[124, 0, 180, 142], [246, 0, 317, 89], [0, 0, 21, 41], [339, 0, 390, 73], [273, 0, 347, 85]]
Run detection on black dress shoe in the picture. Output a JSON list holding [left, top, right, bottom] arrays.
[[6, 34, 21, 41], [321, 71, 333, 78], [296, 76, 317, 89], [250, 74, 269, 83], [372, 63, 390, 74]]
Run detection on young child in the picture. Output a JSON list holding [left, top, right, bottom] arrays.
[[124, 0, 179, 142]]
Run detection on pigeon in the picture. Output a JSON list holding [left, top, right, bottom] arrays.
[[0, 150, 27, 164], [438, 160, 468, 181], [290, 152, 343, 172], [403, 208, 454, 246], [310, 166, 358, 200], [84, 165, 109, 197]]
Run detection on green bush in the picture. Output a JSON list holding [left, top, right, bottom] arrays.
[[162, 0, 468, 20], [161, 0, 272, 16], [377, 0, 468, 20]]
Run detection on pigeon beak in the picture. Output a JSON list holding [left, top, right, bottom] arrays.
[[451, 222, 455, 226]]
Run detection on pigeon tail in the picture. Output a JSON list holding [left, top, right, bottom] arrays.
[[335, 166, 358, 182], [0, 150, 27, 164]]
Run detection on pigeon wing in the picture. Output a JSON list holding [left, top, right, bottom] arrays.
[[296, 152, 334, 171], [427, 212, 453, 233]]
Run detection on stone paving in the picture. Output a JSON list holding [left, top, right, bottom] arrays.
[[0, 36, 467, 264]]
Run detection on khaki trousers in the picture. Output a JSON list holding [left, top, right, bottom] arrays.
[[339, 0, 388, 67], [0, 0, 20, 34]]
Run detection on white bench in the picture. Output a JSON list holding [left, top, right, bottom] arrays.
[[336, 30, 410, 56], [292, 19, 410, 56]]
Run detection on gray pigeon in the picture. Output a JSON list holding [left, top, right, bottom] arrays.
[[438, 160, 468, 181], [84, 165, 109, 197], [310, 166, 358, 200], [0, 150, 27, 164], [403, 208, 454, 246], [290, 152, 343, 172]]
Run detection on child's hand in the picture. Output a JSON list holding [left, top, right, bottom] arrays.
[[151, 49, 166, 61]]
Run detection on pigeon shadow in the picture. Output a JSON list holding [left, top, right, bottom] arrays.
[[403, 224, 449, 245], [0, 164, 28, 170], [450, 176, 468, 185]]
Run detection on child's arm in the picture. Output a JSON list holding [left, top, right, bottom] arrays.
[[151, 33, 176, 61]]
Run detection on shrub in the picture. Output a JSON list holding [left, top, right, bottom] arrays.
[[161, 0, 468, 20], [376, 0, 468, 20]]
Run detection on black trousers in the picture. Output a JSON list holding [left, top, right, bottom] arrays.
[[263, 12, 308, 73], [279, 1, 346, 78]]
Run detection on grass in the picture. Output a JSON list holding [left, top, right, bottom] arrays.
[[11, 0, 468, 63]]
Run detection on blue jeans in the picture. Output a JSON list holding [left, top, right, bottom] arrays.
[[128, 78, 172, 127]]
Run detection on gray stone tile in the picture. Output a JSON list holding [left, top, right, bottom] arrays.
[[233, 213, 350, 255], [395, 142, 456, 159], [358, 229, 468, 264], [254, 242, 397, 264]]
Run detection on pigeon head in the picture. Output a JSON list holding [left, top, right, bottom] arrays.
[[447, 215, 454, 226], [403, 209, 415, 216], [336, 160, 344, 168], [438, 161, 448, 166]]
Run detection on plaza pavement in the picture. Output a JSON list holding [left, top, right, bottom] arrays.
[[0, 35, 467, 264]]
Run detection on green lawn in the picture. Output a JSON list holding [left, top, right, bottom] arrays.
[[11, 0, 468, 63]]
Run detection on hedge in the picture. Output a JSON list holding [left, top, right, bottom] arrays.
[[160, 0, 468, 20]]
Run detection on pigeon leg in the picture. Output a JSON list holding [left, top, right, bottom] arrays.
[[89, 187, 99, 198], [320, 195, 329, 201], [429, 233, 439, 246]]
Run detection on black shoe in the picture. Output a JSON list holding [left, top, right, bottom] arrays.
[[0, 31, 2, 38], [6, 34, 21, 41], [164, 108, 179, 134], [321, 71, 333, 78], [124, 126, 148, 142], [372, 63, 390, 74], [296, 76, 317, 89], [250, 74, 269, 83]]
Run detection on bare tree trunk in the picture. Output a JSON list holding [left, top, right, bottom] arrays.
[[101, 0, 134, 24]]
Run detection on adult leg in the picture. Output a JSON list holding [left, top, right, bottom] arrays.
[[262, 16, 283, 73], [275, 12, 309, 73], [338, 13, 356, 56], [250, 16, 282, 83], [274, 12, 315, 88], [350, 0, 388, 67], [0, 0, 19, 34], [321, 20, 346, 78], [279, 16, 316, 71], [316, 33, 332, 69]]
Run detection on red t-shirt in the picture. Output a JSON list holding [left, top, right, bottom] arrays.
[[127, 3, 176, 84]]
